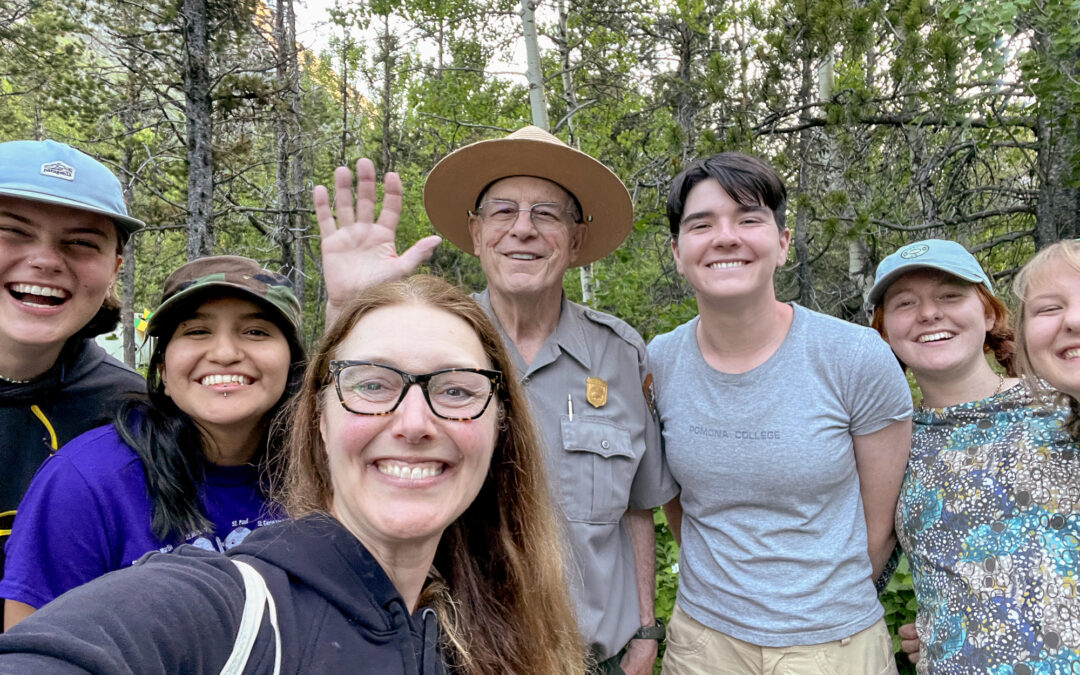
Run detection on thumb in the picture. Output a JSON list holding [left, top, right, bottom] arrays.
[[395, 235, 442, 273]]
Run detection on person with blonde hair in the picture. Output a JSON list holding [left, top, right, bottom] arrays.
[[1014, 238, 1080, 437], [0, 275, 584, 674], [870, 238, 1079, 672]]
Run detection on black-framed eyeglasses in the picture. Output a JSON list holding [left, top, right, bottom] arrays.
[[470, 199, 576, 232], [328, 360, 502, 421]]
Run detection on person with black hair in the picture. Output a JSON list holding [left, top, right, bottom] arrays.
[[0, 255, 304, 630]]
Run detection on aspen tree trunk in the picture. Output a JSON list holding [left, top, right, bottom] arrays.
[[520, 0, 549, 130], [181, 0, 213, 260], [555, 0, 595, 305]]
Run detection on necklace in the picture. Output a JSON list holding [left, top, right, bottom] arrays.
[[992, 372, 1005, 397], [0, 372, 33, 384]]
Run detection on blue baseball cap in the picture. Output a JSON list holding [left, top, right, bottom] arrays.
[[868, 239, 994, 307], [0, 140, 145, 236]]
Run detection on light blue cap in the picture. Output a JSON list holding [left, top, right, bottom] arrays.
[[0, 140, 144, 236], [868, 239, 993, 307]]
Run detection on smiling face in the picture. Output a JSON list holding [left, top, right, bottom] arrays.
[[160, 295, 291, 449], [0, 196, 121, 360], [467, 176, 584, 300], [672, 178, 790, 307], [880, 269, 994, 379], [320, 302, 499, 554], [1021, 257, 1080, 399]]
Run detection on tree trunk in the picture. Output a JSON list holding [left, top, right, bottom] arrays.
[[520, 0, 549, 131], [120, 48, 138, 368], [181, 0, 213, 260], [379, 13, 394, 172], [555, 0, 595, 305], [793, 47, 814, 307], [273, 0, 304, 308]]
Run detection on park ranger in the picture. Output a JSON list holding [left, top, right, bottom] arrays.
[[316, 127, 675, 674]]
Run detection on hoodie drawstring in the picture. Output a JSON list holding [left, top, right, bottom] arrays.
[[389, 600, 420, 675], [420, 607, 438, 675], [388, 600, 440, 675]]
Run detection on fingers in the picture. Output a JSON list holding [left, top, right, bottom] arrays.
[[313, 185, 336, 241], [320, 159, 401, 235], [897, 623, 917, 639], [352, 158, 376, 225], [334, 165, 357, 227], [378, 171, 402, 230]]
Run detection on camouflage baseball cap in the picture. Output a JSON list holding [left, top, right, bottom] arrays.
[[147, 255, 302, 340]]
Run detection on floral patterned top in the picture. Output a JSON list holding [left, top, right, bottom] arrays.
[[897, 384, 1080, 674]]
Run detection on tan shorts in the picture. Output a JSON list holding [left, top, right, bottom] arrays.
[[661, 603, 898, 675]]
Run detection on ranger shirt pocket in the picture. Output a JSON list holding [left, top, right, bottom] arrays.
[[559, 416, 636, 524]]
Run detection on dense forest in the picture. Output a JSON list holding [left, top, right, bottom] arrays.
[[2, 0, 1077, 669]]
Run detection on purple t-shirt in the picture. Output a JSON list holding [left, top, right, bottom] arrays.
[[0, 424, 283, 609]]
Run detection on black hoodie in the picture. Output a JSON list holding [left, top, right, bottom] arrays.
[[0, 338, 144, 577], [0, 515, 448, 675]]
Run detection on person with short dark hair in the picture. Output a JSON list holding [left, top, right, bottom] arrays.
[[0, 140, 145, 623], [0, 255, 305, 630], [652, 153, 912, 674]]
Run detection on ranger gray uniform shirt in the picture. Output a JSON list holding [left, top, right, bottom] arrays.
[[475, 290, 677, 660]]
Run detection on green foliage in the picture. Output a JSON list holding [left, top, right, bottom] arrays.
[[880, 556, 919, 674]]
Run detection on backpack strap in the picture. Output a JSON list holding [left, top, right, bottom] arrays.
[[220, 559, 281, 675]]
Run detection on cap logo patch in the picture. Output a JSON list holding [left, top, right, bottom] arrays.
[[900, 244, 930, 259], [40, 161, 75, 181]]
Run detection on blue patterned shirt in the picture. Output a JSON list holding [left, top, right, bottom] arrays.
[[898, 384, 1080, 674]]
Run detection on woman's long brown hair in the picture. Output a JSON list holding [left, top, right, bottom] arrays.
[[275, 275, 584, 674]]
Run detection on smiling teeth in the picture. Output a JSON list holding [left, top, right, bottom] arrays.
[[708, 261, 744, 269], [376, 461, 444, 479], [200, 374, 250, 386], [918, 331, 955, 343], [1063, 348, 1080, 360], [10, 283, 67, 298], [509, 253, 537, 260]]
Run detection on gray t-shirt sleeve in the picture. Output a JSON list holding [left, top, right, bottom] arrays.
[[845, 330, 914, 436]]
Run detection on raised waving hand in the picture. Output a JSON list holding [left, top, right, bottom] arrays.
[[314, 158, 442, 324]]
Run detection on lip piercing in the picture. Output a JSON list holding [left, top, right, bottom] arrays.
[[223, 392, 228, 398]]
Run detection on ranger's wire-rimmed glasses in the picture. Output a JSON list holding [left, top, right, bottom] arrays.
[[469, 199, 577, 233]]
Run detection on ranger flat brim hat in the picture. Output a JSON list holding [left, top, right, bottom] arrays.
[[0, 140, 145, 236], [422, 126, 633, 266]]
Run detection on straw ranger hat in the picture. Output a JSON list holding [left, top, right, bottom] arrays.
[[422, 126, 633, 266]]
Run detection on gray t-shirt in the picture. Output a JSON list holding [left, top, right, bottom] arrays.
[[648, 303, 912, 647], [475, 290, 677, 660]]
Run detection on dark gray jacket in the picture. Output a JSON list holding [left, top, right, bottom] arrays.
[[0, 515, 447, 675]]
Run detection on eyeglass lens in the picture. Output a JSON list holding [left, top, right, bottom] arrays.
[[337, 363, 494, 418]]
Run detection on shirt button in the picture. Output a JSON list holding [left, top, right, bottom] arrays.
[[601, 440, 610, 449], [522, 377, 530, 385]]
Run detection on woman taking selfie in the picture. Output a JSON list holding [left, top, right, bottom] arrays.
[[0, 275, 584, 674], [1, 255, 305, 629], [869, 239, 1080, 672]]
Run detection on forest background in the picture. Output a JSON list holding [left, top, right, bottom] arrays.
[[2, 0, 1078, 670]]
